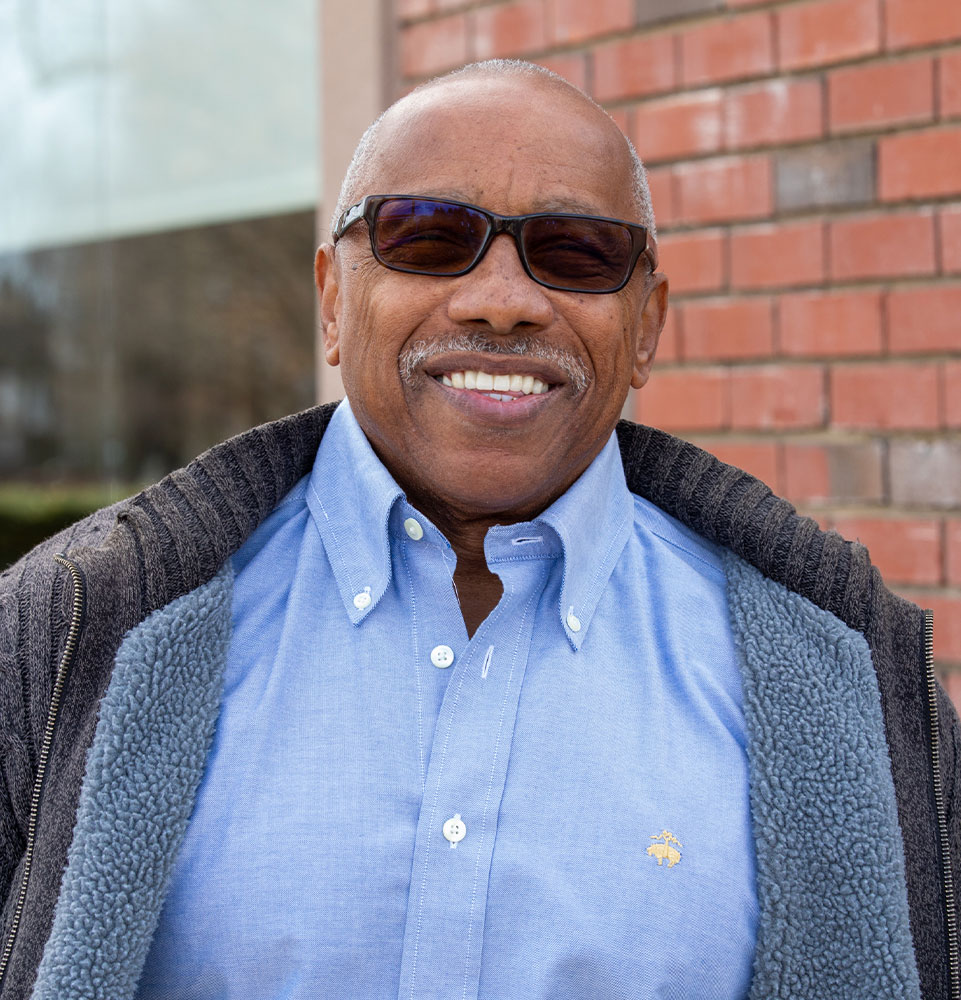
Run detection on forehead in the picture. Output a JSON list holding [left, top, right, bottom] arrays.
[[362, 78, 637, 221]]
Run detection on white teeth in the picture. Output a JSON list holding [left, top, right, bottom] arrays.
[[437, 370, 553, 396]]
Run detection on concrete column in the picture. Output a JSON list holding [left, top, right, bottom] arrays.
[[315, 0, 393, 403]]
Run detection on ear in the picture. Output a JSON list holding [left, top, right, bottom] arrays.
[[315, 244, 341, 367], [630, 273, 669, 390]]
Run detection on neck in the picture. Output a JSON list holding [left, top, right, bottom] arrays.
[[410, 496, 506, 638]]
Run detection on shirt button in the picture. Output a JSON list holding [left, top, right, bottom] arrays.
[[443, 814, 466, 846], [431, 645, 455, 669], [353, 589, 372, 610], [566, 609, 582, 633], [404, 517, 424, 541]]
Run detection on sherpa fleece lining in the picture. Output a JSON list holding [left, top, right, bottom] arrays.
[[30, 566, 231, 1000], [29, 554, 920, 999], [725, 552, 920, 999]]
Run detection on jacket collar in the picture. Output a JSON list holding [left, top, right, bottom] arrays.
[[110, 404, 875, 638]]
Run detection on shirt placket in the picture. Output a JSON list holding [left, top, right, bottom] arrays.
[[397, 555, 548, 1000]]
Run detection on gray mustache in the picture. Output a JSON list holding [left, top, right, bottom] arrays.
[[398, 334, 590, 393]]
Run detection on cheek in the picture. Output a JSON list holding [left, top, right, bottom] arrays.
[[576, 303, 639, 386]]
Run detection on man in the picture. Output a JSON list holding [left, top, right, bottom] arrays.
[[0, 60, 958, 1000]]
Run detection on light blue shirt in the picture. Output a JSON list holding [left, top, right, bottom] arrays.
[[137, 400, 757, 1000]]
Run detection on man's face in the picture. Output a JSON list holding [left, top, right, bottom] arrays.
[[316, 77, 668, 524]]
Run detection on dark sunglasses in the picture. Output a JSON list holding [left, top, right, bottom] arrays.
[[333, 195, 658, 294]]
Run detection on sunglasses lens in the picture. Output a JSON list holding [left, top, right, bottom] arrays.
[[521, 217, 634, 291], [373, 199, 488, 274]]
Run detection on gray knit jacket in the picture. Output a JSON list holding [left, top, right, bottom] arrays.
[[1, 403, 959, 999]]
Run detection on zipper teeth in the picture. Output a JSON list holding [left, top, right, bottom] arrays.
[[0, 555, 84, 986], [925, 608, 961, 1000]]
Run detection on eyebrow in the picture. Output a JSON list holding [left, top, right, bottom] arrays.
[[414, 191, 612, 218]]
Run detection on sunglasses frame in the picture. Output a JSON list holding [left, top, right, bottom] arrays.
[[333, 194, 658, 294]]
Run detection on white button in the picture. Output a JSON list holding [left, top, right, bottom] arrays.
[[404, 517, 424, 540], [353, 589, 372, 610], [431, 645, 455, 669], [443, 814, 466, 846], [566, 609, 582, 632]]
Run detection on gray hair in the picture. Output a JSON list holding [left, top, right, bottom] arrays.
[[329, 59, 655, 240]]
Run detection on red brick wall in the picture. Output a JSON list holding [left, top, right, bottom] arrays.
[[394, 0, 961, 694]]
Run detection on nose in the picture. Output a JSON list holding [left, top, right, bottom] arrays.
[[445, 233, 554, 335]]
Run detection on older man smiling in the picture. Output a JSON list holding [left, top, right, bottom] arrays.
[[1, 60, 958, 1000]]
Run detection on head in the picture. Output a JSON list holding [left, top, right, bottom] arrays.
[[315, 60, 669, 526]]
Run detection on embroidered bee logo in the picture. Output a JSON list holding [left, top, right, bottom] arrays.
[[647, 830, 682, 868]]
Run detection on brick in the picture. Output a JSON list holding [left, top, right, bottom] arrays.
[[536, 53, 587, 90], [779, 289, 883, 356], [945, 519, 961, 585], [880, 127, 961, 201], [654, 305, 681, 363], [637, 0, 722, 26], [783, 440, 884, 503], [608, 107, 630, 135], [730, 364, 826, 429], [675, 155, 773, 224], [891, 439, 961, 507], [646, 167, 676, 227], [775, 141, 875, 212], [829, 212, 937, 281], [635, 368, 728, 430], [887, 285, 961, 353], [400, 15, 468, 77], [700, 440, 780, 487], [730, 220, 826, 289], [548, 0, 633, 44], [926, 596, 961, 662], [778, 0, 880, 71], [885, 0, 961, 51], [942, 50, 961, 118], [945, 361, 961, 427], [658, 229, 726, 293], [725, 78, 823, 150], [948, 519, 961, 585], [828, 56, 935, 133], [397, 0, 433, 19], [593, 34, 676, 102], [473, 1, 547, 59], [833, 515, 942, 585], [682, 297, 775, 360], [832, 362, 940, 429], [631, 90, 724, 163], [943, 205, 961, 273], [941, 670, 961, 710], [679, 12, 774, 87]]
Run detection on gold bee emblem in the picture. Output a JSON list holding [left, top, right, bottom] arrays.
[[647, 830, 682, 868]]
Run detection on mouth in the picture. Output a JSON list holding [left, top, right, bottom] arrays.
[[433, 368, 553, 403]]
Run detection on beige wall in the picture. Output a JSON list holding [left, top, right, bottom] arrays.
[[316, 0, 394, 403]]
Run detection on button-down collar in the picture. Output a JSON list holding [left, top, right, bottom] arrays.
[[526, 431, 634, 650], [309, 400, 633, 646], [306, 401, 404, 625]]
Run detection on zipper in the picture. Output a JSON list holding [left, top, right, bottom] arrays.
[[0, 555, 85, 990], [925, 608, 961, 1000]]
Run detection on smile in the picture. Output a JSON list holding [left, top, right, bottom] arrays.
[[434, 370, 551, 402]]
